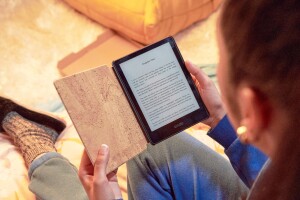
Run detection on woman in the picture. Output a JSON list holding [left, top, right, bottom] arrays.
[[1, 0, 298, 199]]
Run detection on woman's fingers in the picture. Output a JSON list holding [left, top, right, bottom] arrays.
[[185, 60, 225, 129], [185, 60, 211, 88], [79, 150, 94, 193], [79, 150, 94, 175]]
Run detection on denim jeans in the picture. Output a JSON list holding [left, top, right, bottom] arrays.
[[127, 132, 248, 200]]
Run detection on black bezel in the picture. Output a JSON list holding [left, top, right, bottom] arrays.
[[113, 36, 209, 144]]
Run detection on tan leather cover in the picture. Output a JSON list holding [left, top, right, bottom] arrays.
[[54, 66, 148, 173]]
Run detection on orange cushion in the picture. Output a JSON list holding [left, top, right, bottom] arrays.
[[63, 0, 222, 44]]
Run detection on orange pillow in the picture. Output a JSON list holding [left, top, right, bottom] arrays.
[[63, 0, 222, 44]]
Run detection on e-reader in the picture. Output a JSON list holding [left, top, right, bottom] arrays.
[[113, 36, 209, 144]]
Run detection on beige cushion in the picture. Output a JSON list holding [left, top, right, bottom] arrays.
[[63, 0, 222, 44]]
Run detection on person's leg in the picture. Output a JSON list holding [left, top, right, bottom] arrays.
[[28, 152, 88, 200], [1, 99, 88, 200], [127, 132, 248, 200]]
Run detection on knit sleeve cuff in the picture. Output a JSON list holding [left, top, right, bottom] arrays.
[[207, 115, 237, 149]]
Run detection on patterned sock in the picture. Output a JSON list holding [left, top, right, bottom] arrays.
[[1, 111, 58, 167]]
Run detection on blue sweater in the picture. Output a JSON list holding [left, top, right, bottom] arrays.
[[208, 116, 268, 188]]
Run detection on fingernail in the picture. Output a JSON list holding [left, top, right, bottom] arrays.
[[99, 144, 108, 154]]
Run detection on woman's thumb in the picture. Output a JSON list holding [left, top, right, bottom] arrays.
[[94, 144, 109, 180]]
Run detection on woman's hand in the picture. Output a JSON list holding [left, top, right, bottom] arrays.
[[185, 61, 226, 129], [79, 144, 122, 200]]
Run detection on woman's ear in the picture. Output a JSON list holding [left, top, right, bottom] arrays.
[[237, 86, 271, 145]]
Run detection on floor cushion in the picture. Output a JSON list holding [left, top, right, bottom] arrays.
[[62, 0, 222, 44]]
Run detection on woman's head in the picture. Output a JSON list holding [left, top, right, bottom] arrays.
[[217, 0, 300, 156]]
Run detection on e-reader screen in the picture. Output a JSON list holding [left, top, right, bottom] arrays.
[[113, 37, 209, 144]]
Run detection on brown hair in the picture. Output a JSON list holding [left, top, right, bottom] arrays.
[[220, 0, 300, 199]]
